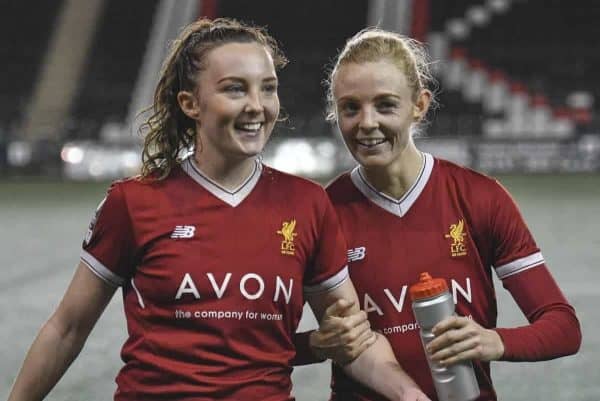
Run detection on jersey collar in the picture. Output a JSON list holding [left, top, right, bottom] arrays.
[[350, 153, 434, 217], [181, 157, 263, 207]]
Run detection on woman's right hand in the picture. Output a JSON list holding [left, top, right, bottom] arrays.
[[309, 298, 377, 365]]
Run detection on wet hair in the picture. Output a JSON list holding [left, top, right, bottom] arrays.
[[325, 27, 437, 122], [140, 17, 288, 180]]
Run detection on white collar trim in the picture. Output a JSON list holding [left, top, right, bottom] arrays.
[[350, 153, 434, 217], [182, 157, 263, 207]]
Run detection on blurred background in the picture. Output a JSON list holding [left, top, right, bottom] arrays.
[[1, 0, 599, 400]]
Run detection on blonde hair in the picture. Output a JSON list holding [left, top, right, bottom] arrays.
[[139, 18, 287, 180], [326, 27, 436, 121]]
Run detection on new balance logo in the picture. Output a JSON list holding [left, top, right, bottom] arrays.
[[171, 225, 196, 239], [347, 246, 366, 262]]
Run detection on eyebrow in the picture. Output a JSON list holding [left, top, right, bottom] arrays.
[[217, 76, 278, 84], [337, 93, 402, 102]]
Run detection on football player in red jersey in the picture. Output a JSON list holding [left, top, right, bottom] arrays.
[[296, 28, 581, 401], [8, 19, 430, 401]]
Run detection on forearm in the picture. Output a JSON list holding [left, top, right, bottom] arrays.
[[343, 333, 419, 401], [495, 305, 581, 361], [498, 266, 582, 361], [8, 317, 87, 401]]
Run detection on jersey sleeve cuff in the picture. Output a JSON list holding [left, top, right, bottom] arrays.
[[81, 249, 125, 287], [494, 252, 544, 280], [303, 266, 349, 294]]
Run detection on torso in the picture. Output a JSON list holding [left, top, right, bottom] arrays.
[[327, 154, 527, 401], [82, 159, 347, 401]]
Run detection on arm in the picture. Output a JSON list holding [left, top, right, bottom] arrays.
[[292, 299, 375, 366], [8, 262, 117, 401], [426, 265, 580, 365], [494, 264, 581, 361], [307, 279, 430, 401], [427, 181, 581, 365]]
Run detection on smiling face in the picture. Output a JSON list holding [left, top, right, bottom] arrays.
[[178, 42, 280, 165], [332, 59, 430, 170]]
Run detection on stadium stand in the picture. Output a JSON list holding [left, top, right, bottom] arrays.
[[0, 0, 63, 136], [2, 0, 599, 176], [428, 0, 599, 139], [69, 0, 159, 141]]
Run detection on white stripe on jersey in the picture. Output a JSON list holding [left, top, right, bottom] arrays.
[[81, 249, 125, 287], [494, 252, 544, 280], [131, 278, 146, 308], [350, 153, 434, 218], [303, 266, 349, 294], [182, 157, 262, 207]]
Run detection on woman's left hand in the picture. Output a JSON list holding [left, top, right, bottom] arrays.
[[426, 316, 504, 365]]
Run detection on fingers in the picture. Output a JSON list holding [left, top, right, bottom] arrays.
[[352, 322, 376, 347], [427, 318, 472, 353], [324, 298, 356, 318], [431, 315, 468, 336], [321, 309, 369, 338], [340, 309, 369, 333], [426, 316, 504, 364], [322, 313, 371, 345], [338, 329, 377, 364], [430, 335, 480, 365]]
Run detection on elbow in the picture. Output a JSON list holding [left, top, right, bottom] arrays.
[[556, 311, 582, 358], [568, 316, 583, 356], [45, 311, 89, 351]]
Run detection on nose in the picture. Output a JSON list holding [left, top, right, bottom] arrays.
[[244, 89, 264, 113], [358, 107, 378, 131]]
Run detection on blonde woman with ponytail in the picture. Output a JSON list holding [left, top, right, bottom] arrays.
[[296, 28, 581, 401]]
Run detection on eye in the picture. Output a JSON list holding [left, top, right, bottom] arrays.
[[376, 100, 398, 113], [338, 102, 360, 116], [224, 84, 245, 95], [262, 82, 278, 94]]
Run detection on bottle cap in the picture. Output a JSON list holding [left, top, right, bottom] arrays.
[[409, 272, 449, 300]]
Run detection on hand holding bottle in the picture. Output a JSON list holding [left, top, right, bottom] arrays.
[[426, 315, 505, 366]]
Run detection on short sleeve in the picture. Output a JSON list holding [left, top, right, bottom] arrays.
[[81, 182, 137, 287], [490, 181, 544, 280], [303, 190, 349, 294]]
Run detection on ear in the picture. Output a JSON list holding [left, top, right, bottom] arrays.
[[177, 90, 200, 120], [412, 89, 432, 122]]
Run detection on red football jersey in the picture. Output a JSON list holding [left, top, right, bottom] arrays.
[[82, 158, 348, 401], [326, 154, 578, 401]]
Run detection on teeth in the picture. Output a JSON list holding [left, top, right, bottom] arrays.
[[357, 138, 386, 147], [237, 122, 262, 131]]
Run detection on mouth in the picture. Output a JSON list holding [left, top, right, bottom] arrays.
[[356, 137, 387, 148], [234, 121, 264, 135]]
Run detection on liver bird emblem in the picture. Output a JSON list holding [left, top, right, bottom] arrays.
[[277, 219, 297, 242], [446, 219, 466, 244]]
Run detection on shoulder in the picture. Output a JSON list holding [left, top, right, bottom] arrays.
[[112, 164, 187, 199], [435, 157, 505, 198], [325, 171, 355, 203]]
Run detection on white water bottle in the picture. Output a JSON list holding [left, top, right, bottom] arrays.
[[409, 272, 480, 401]]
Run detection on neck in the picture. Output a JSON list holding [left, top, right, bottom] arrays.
[[361, 141, 423, 200], [193, 152, 258, 191]]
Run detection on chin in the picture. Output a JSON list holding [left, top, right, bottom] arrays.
[[235, 144, 265, 158], [232, 138, 267, 156], [353, 151, 392, 168]]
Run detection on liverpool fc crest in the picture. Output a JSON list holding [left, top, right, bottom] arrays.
[[277, 219, 297, 256], [444, 219, 467, 257]]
